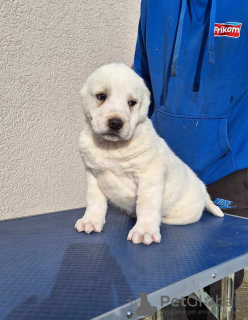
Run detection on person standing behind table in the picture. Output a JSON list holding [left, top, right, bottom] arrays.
[[134, 0, 248, 319]]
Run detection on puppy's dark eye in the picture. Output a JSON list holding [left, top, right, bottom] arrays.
[[96, 93, 106, 101], [128, 100, 137, 107]]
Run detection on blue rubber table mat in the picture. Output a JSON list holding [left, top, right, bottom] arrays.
[[0, 207, 248, 320]]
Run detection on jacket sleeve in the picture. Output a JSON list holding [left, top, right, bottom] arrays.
[[134, 0, 154, 118]]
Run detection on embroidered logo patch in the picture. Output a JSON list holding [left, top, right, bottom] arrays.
[[213, 198, 237, 209], [214, 22, 242, 38]]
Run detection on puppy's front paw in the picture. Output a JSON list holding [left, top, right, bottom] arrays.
[[127, 223, 161, 245], [74, 217, 105, 234]]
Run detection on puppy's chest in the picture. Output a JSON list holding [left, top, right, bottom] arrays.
[[80, 144, 134, 174], [82, 145, 138, 195]]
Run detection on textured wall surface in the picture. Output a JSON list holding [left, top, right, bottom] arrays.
[[1, 0, 141, 220]]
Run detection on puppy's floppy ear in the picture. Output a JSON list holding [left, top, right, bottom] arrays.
[[79, 84, 91, 119], [144, 86, 151, 101], [139, 83, 151, 122], [79, 83, 89, 109], [80, 84, 87, 99]]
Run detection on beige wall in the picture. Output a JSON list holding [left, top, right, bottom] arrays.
[[1, 0, 141, 220]]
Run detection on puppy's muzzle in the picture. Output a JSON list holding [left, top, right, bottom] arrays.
[[108, 117, 123, 131]]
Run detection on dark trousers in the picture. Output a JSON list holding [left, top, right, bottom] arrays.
[[186, 168, 248, 320]]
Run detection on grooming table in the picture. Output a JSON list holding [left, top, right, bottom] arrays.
[[0, 207, 247, 320]]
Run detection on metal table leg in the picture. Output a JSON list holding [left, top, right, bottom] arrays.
[[220, 273, 235, 320], [154, 309, 163, 320], [143, 273, 235, 320], [141, 309, 163, 320]]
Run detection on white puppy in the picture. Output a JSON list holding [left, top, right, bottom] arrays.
[[75, 63, 223, 245]]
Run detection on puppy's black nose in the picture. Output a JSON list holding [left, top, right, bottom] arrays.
[[108, 118, 123, 130]]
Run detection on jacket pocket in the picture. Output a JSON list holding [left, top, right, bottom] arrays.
[[156, 109, 232, 177]]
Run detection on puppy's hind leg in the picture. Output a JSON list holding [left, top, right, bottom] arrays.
[[75, 170, 108, 234], [161, 201, 204, 225], [161, 214, 201, 225]]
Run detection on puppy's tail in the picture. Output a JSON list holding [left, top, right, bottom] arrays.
[[205, 193, 224, 217]]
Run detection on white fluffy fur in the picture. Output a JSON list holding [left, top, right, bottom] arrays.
[[75, 63, 224, 245]]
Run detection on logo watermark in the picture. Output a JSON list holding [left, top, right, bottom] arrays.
[[127, 292, 246, 318], [127, 292, 157, 317]]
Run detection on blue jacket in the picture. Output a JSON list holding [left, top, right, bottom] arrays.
[[134, 0, 248, 185]]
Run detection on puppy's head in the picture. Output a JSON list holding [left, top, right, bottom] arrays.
[[80, 63, 150, 141]]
